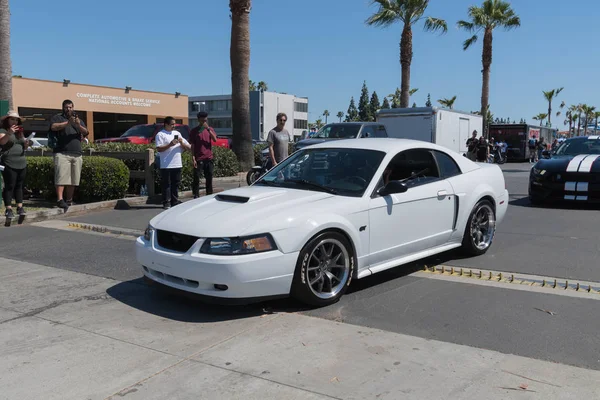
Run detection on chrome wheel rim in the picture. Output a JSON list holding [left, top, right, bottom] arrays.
[[470, 204, 496, 251], [306, 239, 350, 299]]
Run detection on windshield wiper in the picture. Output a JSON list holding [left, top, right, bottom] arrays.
[[287, 179, 338, 194]]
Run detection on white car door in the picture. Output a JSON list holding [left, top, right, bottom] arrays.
[[367, 148, 456, 267]]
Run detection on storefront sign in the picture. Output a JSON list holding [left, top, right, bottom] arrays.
[[528, 128, 540, 139], [76, 92, 161, 108]]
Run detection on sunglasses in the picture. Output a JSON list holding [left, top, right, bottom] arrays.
[[278, 119, 287, 122]]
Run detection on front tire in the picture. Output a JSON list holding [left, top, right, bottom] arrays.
[[291, 231, 355, 307], [246, 169, 262, 186], [461, 199, 496, 256]]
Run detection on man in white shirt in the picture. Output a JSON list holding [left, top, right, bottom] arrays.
[[155, 117, 191, 209]]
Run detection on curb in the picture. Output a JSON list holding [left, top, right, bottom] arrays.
[[3, 187, 227, 227]]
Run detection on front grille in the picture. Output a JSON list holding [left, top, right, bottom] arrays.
[[156, 230, 199, 253], [553, 173, 600, 183]]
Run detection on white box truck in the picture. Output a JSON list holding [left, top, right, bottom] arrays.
[[376, 107, 483, 155]]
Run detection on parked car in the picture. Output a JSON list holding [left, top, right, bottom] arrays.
[[137, 138, 508, 307], [95, 123, 230, 148], [259, 122, 388, 161], [529, 135, 600, 205]]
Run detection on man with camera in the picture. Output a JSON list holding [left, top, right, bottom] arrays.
[[50, 99, 89, 212], [155, 117, 191, 209]]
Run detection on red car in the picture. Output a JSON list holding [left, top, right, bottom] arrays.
[[95, 123, 230, 148]]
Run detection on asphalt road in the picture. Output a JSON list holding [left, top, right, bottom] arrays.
[[3, 162, 600, 371]]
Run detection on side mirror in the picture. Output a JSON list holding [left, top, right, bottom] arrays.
[[377, 180, 408, 197], [542, 150, 551, 159]]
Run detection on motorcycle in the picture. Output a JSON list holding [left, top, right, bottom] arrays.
[[491, 145, 507, 164], [246, 156, 273, 185]]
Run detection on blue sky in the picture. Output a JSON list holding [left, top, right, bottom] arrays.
[[10, 0, 600, 129]]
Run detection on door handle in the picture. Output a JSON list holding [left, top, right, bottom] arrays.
[[437, 190, 448, 197]]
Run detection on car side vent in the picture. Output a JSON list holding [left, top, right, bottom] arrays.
[[215, 194, 250, 203]]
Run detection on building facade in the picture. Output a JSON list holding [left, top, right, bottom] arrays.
[[189, 91, 308, 141], [12, 77, 188, 142]]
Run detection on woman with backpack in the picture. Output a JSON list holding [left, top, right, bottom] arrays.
[[0, 111, 31, 219]]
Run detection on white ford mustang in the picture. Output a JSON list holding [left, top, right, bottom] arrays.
[[136, 139, 508, 306]]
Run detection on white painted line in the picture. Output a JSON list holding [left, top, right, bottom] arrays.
[[577, 196, 589, 201], [564, 195, 576, 200], [564, 181, 576, 191], [588, 135, 599, 139], [566, 154, 588, 171], [577, 182, 589, 192], [578, 155, 600, 173]]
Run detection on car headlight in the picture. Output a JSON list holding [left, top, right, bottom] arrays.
[[144, 224, 154, 241], [200, 234, 277, 255], [532, 168, 546, 176]]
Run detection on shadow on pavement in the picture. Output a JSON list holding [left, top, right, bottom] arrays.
[[510, 196, 600, 210], [107, 248, 474, 320]]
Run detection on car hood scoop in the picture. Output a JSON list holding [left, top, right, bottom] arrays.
[[215, 194, 250, 203]]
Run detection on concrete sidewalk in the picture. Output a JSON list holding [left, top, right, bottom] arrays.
[[1, 258, 599, 400]]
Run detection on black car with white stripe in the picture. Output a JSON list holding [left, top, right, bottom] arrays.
[[529, 136, 600, 204]]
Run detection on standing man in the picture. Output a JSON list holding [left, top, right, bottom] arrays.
[[267, 113, 290, 167], [155, 117, 191, 209], [50, 99, 89, 212], [466, 130, 478, 161], [190, 112, 217, 198]]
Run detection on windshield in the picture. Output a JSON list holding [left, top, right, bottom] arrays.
[[255, 148, 386, 197], [314, 124, 361, 139], [121, 125, 155, 138], [555, 138, 600, 156]]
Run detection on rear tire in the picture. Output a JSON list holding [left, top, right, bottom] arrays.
[[461, 199, 496, 256], [291, 231, 355, 307]]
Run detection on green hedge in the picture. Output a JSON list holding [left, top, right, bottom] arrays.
[[26, 156, 130, 202], [153, 147, 241, 192]]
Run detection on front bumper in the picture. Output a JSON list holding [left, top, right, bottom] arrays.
[[529, 172, 600, 203], [135, 234, 299, 301]]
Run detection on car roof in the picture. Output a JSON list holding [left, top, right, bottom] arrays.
[[307, 138, 447, 153], [565, 135, 600, 140]]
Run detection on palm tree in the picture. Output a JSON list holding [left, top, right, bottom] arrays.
[[257, 81, 268, 91], [409, 88, 419, 96], [315, 118, 324, 129], [571, 114, 579, 137], [0, 0, 13, 108], [565, 105, 578, 136], [248, 79, 257, 91], [323, 110, 330, 124], [336, 111, 344, 122], [542, 87, 563, 127], [581, 105, 596, 135], [230, 0, 254, 170], [366, 0, 447, 108], [533, 113, 548, 127], [458, 0, 520, 133], [438, 95, 457, 109], [593, 111, 600, 134]]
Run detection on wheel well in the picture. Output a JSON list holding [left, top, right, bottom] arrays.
[[479, 195, 496, 212]]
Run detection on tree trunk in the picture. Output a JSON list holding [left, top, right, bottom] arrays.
[[480, 28, 493, 137], [547, 100, 552, 127], [0, 0, 13, 109], [577, 112, 581, 136], [568, 117, 572, 137], [399, 23, 412, 108], [230, 0, 254, 171]]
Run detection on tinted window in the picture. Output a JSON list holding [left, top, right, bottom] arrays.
[[314, 124, 361, 139], [121, 125, 155, 138], [555, 138, 600, 155], [383, 149, 440, 188], [375, 125, 388, 137], [433, 150, 461, 178], [361, 126, 375, 138]]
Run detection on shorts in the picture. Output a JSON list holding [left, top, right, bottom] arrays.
[[54, 153, 83, 186]]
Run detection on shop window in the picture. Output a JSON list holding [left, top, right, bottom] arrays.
[[93, 112, 148, 139], [208, 117, 232, 129], [294, 119, 308, 130], [18, 107, 88, 138]]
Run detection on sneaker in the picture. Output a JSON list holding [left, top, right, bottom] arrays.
[[162, 203, 171, 210], [171, 200, 183, 207], [67, 200, 75, 206], [5, 208, 14, 219], [17, 207, 26, 216], [57, 199, 69, 213]]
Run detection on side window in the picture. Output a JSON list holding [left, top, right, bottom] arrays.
[[433, 150, 462, 178], [361, 126, 375, 138], [379, 148, 441, 190], [375, 125, 388, 137]]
